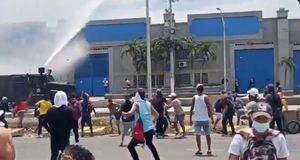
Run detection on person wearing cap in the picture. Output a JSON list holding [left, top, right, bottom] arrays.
[[166, 93, 185, 137], [45, 91, 74, 160], [265, 84, 284, 132], [228, 102, 289, 160], [1, 96, 10, 112], [245, 88, 262, 127], [190, 84, 214, 156], [151, 89, 168, 138]]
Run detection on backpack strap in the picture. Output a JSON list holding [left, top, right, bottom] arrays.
[[238, 129, 280, 141]]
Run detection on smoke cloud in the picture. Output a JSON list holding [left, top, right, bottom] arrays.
[[0, 0, 104, 81]]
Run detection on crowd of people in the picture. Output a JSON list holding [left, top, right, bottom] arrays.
[[0, 80, 291, 160]]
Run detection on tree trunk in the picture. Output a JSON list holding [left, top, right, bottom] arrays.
[[136, 73, 139, 89], [284, 68, 287, 88], [200, 67, 203, 84]]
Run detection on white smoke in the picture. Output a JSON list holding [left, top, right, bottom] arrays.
[[0, 0, 104, 77]]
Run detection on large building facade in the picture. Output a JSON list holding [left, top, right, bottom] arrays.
[[75, 8, 300, 96]]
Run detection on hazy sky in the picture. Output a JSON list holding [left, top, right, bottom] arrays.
[[93, 0, 300, 23]]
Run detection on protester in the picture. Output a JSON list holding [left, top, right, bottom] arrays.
[[166, 93, 185, 137], [228, 102, 289, 160], [190, 84, 214, 156], [232, 94, 245, 125], [0, 128, 15, 160], [222, 96, 236, 136], [151, 89, 168, 138], [59, 145, 95, 160], [12, 93, 32, 128], [276, 81, 283, 93], [122, 88, 160, 160], [213, 91, 226, 130], [35, 95, 52, 137], [107, 99, 121, 135], [0, 104, 8, 128], [69, 95, 81, 143], [248, 77, 256, 89], [1, 96, 10, 112], [119, 95, 135, 147], [103, 77, 109, 93], [80, 93, 96, 137], [245, 88, 262, 127], [265, 84, 284, 132], [235, 79, 240, 93], [45, 91, 74, 160]]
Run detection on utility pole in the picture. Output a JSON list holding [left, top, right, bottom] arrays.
[[217, 8, 227, 91], [146, 0, 152, 99], [169, 0, 175, 94]]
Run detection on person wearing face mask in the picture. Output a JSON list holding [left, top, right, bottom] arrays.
[[45, 91, 74, 160], [228, 102, 289, 160]]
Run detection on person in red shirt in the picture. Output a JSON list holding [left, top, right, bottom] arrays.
[[12, 92, 32, 128]]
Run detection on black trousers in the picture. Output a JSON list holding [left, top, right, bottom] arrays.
[[128, 129, 160, 160], [222, 114, 235, 135], [155, 116, 168, 136], [270, 116, 283, 132], [38, 115, 50, 135], [0, 117, 8, 128], [72, 120, 79, 142], [50, 137, 69, 160]]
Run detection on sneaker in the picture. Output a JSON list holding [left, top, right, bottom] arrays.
[[195, 151, 203, 156], [37, 135, 43, 138], [207, 150, 212, 156]]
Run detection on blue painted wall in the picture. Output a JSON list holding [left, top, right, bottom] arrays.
[[85, 22, 146, 42], [294, 51, 300, 93], [190, 16, 260, 37], [235, 48, 274, 92], [75, 54, 109, 96]]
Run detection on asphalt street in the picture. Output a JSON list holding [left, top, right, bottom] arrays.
[[13, 134, 300, 160]]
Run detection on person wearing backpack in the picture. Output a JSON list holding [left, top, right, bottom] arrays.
[[122, 88, 160, 160], [228, 102, 289, 160], [265, 84, 284, 132]]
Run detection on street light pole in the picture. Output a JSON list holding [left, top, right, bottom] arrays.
[[169, 0, 175, 94], [217, 8, 227, 91], [146, 0, 152, 99]]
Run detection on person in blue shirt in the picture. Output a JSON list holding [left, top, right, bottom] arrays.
[[122, 88, 160, 160]]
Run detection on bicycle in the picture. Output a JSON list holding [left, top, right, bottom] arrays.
[[286, 108, 300, 134]]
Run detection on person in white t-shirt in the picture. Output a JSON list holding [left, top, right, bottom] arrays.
[[190, 84, 214, 156], [228, 102, 289, 160]]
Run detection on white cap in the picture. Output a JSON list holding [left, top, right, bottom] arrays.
[[247, 88, 259, 97], [196, 83, 203, 89], [168, 93, 177, 97]]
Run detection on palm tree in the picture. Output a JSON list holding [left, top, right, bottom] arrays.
[[198, 41, 217, 83], [180, 36, 202, 86], [122, 39, 147, 88], [279, 56, 295, 88]]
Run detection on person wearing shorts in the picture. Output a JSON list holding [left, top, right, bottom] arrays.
[[167, 93, 185, 137], [190, 84, 214, 156], [119, 95, 135, 147], [107, 99, 121, 135]]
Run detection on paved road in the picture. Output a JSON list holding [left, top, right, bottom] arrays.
[[13, 134, 300, 160]]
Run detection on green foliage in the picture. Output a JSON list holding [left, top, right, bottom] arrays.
[[122, 39, 147, 74]]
